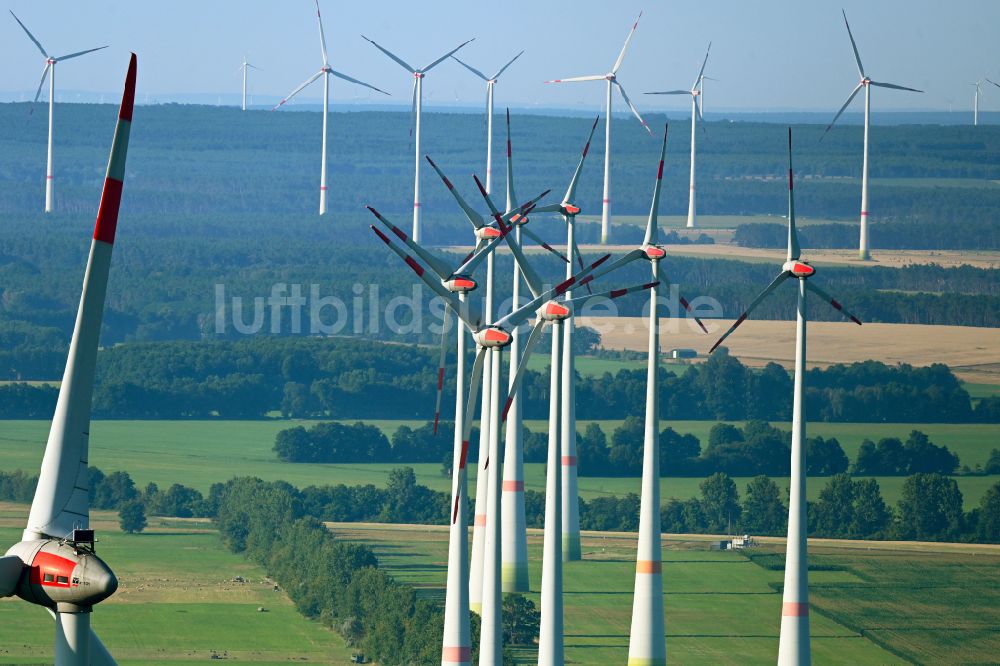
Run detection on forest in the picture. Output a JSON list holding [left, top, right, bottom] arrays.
[[0, 336, 994, 423]]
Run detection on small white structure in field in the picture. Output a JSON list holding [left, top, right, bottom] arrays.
[[669, 348, 697, 359], [731, 535, 756, 550]]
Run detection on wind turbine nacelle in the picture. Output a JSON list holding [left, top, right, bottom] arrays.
[[443, 275, 477, 293], [508, 212, 528, 226], [474, 327, 512, 348], [643, 245, 666, 259], [783, 260, 815, 278], [476, 226, 503, 241], [560, 203, 581, 216], [5, 538, 118, 612], [538, 301, 572, 322]]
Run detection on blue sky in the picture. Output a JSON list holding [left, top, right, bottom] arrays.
[[3, 0, 999, 112]]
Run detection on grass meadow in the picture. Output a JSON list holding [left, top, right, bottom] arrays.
[[0, 503, 351, 664], [0, 419, 996, 509], [330, 522, 1000, 664]]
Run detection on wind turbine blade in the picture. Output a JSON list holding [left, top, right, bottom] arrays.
[[544, 74, 606, 84], [9, 11, 49, 58], [787, 128, 800, 261], [492, 50, 524, 80], [709, 272, 790, 353], [496, 254, 612, 330], [505, 108, 518, 211], [451, 55, 489, 81], [562, 115, 600, 204], [987, 78, 1000, 89], [25, 53, 137, 541], [614, 81, 653, 135], [410, 77, 417, 138], [422, 39, 475, 73], [692, 41, 712, 90], [55, 45, 108, 62], [272, 70, 324, 110], [314, 0, 329, 65], [696, 95, 704, 124], [822, 82, 864, 137], [247, 63, 261, 71], [361, 35, 415, 72], [368, 221, 483, 329], [368, 206, 454, 279], [33, 62, 52, 104], [0, 555, 23, 596], [644, 90, 691, 95], [425, 156, 488, 229], [612, 11, 643, 74], [842, 9, 866, 79], [566, 280, 658, 307], [870, 80, 923, 93], [454, 232, 506, 275], [329, 69, 390, 95], [501, 319, 547, 421], [521, 225, 570, 264], [677, 291, 709, 333], [586, 248, 645, 284], [643, 123, 669, 246], [805, 282, 862, 325], [453, 344, 488, 523], [433, 325, 448, 434]]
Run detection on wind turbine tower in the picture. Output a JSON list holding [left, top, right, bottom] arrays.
[[10, 11, 107, 213], [709, 129, 863, 665], [239, 56, 259, 111], [824, 10, 921, 260]]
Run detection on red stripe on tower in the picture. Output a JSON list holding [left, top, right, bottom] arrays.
[[782, 602, 808, 617]]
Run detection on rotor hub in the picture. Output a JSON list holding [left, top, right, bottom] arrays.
[[476, 226, 502, 240], [5, 537, 117, 611], [474, 326, 511, 348], [538, 300, 572, 322], [783, 260, 815, 278], [643, 245, 666, 260], [444, 275, 477, 293], [560, 203, 581, 216]]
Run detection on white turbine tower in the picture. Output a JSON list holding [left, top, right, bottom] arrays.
[[239, 56, 259, 111], [451, 50, 524, 195], [972, 80, 983, 126], [10, 11, 108, 213], [646, 42, 712, 228], [709, 129, 863, 666], [545, 12, 653, 244], [0, 54, 135, 666], [273, 0, 388, 216], [824, 10, 922, 260], [362, 34, 473, 243]]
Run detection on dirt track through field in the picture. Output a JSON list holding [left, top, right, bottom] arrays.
[[579, 316, 1000, 384]]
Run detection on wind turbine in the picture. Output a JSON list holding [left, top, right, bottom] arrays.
[[545, 12, 653, 244], [709, 129, 862, 666], [273, 0, 388, 216], [239, 56, 259, 111], [10, 11, 108, 213], [0, 54, 135, 666], [362, 34, 473, 243], [451, 50, 524, 194], [646, 42, 712, 228], [583, 123, 706, 665], [370, 204, 617, 664], [824, 9, 921, 261]]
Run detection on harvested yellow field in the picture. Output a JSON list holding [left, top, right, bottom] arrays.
[[581, 243, 1000, 269], [578, 316, 1000, 384]]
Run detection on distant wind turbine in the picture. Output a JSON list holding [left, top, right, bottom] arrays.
[[362, 34, 473, 242], [239, 56, 259, 111], [545, 12, 653, 244], [709, 129, 863, 666], [273, 0, 388, 216], [646, 42, 712, 228], [10, 11, 107, 213], [823, 9, 922, 261]]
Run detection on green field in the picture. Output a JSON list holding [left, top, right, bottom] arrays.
[[1, 419, 996, 509], [0, 503, 351, 664], [332, 522, 1000, 664]]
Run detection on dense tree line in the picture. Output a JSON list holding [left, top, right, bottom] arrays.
[[734, 219, 1000, 251], [3, 336, 994, 425]]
